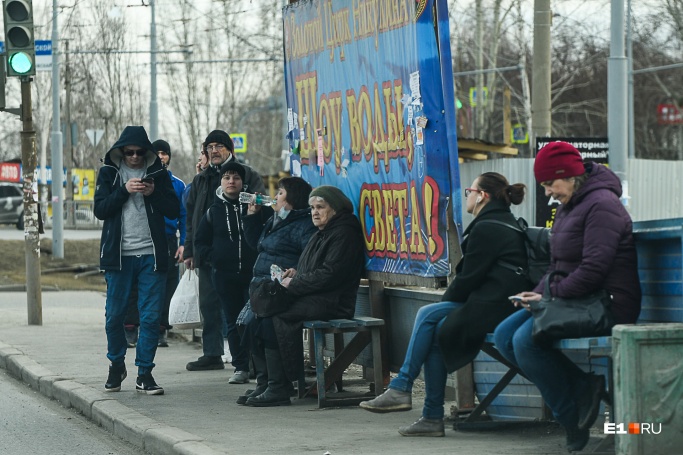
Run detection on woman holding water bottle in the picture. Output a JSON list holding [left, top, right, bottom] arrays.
[[238, 177, 318, 405], [243, 186, 365, 407]]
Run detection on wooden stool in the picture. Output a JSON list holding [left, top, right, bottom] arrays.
[[302, 317, 384, 408]]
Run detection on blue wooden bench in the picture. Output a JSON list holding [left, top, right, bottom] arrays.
[[458, 218, 683, 435], [302, 316, 384, 408]]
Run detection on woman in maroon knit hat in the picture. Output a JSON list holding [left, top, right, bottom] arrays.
[[493, 141, 641, 452]]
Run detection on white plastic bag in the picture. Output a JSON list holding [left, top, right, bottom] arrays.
[[168, 269, 201, 329]]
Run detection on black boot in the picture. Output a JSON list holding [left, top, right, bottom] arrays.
[[237, 347, 268, 405], [565, 425, 590, 452], [245, 348, 291, 407]]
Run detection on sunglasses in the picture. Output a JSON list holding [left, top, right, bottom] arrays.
[[123, 150, 146, 157]]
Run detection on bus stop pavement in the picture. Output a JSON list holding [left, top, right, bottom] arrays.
[[0, 291, 585, 454]]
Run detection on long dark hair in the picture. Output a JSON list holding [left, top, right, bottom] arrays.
[[278, 177, 312, 210], [477, 172, 526, 207]]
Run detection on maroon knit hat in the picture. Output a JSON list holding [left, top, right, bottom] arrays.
[[534, 142, 585, 182]]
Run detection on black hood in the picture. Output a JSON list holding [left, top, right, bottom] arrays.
[[104, 126, 156, 168]]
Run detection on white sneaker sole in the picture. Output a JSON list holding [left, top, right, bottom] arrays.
[[136, 387, 164, 395]]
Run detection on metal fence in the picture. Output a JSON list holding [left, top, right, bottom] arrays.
[[41, 200, 103, 230]]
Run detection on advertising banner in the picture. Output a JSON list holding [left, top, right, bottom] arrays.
[[282, 0, 461, 278], [72, 169, 95, 201], [535, 138, 609, 228], [0, 162, 21, 183]]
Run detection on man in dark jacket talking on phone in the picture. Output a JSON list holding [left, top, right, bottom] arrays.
[[94, 125, 179, 396]]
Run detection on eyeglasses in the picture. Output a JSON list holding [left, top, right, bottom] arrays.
[[205, 144, 226, 153], [540, 180, 555, 188], [123, 150, 146, 157], [465, 188, 482, 197]]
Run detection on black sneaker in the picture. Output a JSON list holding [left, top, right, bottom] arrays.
[[136, 373, 164, 395], [105, 363, 127, 392], [186, 355, 224, 371]]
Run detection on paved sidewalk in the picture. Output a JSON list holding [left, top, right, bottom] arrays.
[[0, 291, 579, 454]]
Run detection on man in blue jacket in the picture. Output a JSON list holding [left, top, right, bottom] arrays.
[[94, 126, 180, 396], [152, 139, 186, 347]]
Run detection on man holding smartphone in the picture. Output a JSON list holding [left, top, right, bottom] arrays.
[[94, 126, 180, 396]]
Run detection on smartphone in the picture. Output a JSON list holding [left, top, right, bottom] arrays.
[[141, 177, 154, 184], [508, 295, 524, 303]]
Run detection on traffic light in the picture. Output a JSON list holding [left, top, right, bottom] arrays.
[[2, 0, 35, 77]]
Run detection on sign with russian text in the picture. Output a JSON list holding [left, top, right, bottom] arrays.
[[0, 162, 21, 182], [282, 0, 461, 277]]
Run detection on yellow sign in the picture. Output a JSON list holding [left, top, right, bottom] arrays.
[[231, 133, 248, 153], [72, 168, 95, 201], [469, 87, 488, 107], [511, 123, 529, 144]]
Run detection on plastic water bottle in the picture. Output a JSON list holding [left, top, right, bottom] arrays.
[[239, 192, 274, 206]]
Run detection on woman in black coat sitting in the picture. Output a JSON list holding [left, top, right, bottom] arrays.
[[359, 172, 532, 437], [237, 177, 317, 405], [246, 186, 365, 407]]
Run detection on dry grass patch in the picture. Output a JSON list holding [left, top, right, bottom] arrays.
[[0, 239, 106, 291]]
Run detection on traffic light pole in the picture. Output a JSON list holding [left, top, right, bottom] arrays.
[[20, 76, 42, 326]]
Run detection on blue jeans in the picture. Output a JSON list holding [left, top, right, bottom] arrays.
[[389, 301, 462, 420], [211, 269, 250, 371], [493, 309, 589, 428], [105, 255, 165, 376]]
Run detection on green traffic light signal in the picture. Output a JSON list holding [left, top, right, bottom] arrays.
[[8, 51, 32, 74], [3, 0, 36, 77]]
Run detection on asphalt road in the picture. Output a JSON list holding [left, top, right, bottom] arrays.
[[0, 369, 141, 455], [0, 226, 102, 241]]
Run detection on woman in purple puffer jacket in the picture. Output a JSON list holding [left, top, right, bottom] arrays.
[[493, 141, 641, 452]]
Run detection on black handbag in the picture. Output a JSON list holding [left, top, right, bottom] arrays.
[[529, 271, 616, 345], [249, 279, 292, 318]]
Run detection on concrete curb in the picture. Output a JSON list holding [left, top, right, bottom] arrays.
[[0, 345, 226, 455]]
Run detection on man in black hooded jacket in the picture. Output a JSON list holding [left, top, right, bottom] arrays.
[[94, 126, 179, 396]]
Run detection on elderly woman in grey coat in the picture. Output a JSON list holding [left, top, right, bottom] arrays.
[[246, 186, 365, 407]]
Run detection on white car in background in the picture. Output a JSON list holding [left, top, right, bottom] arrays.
[[0, 182, 24, 230]]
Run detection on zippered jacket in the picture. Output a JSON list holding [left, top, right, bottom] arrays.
[[532, 162, 641, 324], [184, 156, 265, 268], [165, 170, 187, 245], [194, 187, 258, 285], [94, 126, 180, 272]]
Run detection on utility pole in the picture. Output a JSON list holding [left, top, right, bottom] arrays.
[[64, 39, 74, 225], [149, 0, 158, 141], [608, 0, 628, 203], [21, 77, 42, 325], [475, 0, 484, 138], [531, 0, 552, 149], [626, 0, 635, 159], [51, 0, 64, 258]]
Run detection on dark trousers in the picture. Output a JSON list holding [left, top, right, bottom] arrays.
[[161, 236, 180, 330], [211, 269, 250, 372]]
